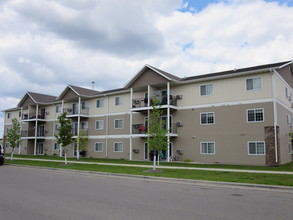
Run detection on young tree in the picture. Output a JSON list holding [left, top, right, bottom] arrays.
[[7, 118, 22, 160], [146, 99, 168, 170], [75, 130, 89, 160], [55, 112, 73, 164]]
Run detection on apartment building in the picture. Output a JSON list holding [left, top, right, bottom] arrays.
[[3, 60, 293, 166]]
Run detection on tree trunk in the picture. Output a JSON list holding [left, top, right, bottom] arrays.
[[153, 155, 156, 171], [11, 150, 14, 161], [65, 153, 67, 165]]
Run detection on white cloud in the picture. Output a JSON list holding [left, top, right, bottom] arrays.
[[0, 0, 293, 137]]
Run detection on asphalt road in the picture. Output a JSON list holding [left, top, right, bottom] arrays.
[[0, 165, 292, 220]]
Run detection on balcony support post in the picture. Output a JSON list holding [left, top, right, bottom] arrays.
[[167, 82, 171, 162], [76, 97, 81, 160], [34, 104, 39, 155]]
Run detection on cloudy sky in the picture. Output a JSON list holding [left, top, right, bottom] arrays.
[[1, 0, 293, 137]]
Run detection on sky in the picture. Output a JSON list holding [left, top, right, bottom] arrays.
[[1, 0, 293, 137]]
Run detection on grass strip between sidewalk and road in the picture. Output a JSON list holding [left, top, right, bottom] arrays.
[[5, 158, 293, 187]]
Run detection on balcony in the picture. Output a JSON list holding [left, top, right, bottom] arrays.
[[21, 130, 46, 138], [64, 108, 89, 117], [131, 95, 179, 109], [22, 112, 46, 120], [132, 123, 178, 136], [72, 128, 88, 136]]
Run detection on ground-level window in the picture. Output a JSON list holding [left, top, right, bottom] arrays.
[[248, 141, 265, 155], [114, 142, 123, 152], [144, 142, 148, 160], [200, 112, 215, 125], [95, 142, 103, 152], [247, 109, 264, 122], [54, 143, 60, 151], [289, 142, 293, 154], [200, 142, 215, 154]]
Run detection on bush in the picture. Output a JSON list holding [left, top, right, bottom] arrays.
[[183, 158, 193, 162]]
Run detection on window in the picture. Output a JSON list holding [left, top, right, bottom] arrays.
[[201, 142, 215, 154], [96, 99, 104, 108], [7, 113, 10, 119], [5, 142, 10, 149], [19, 111, 21, 117], [289, 142, 293, 154], [114, 142, 123, 152], [247, 109, 264, 122], [248, 142, 265, 155], [287, 115, 292, 126], [246, 77, 262, 91], [96, 120, 104, 130], [200, 112, 215, 125], [200, 84, 213, 96], [114, 119, 124, 129], [56, 105, 61, 113], [82, 102, 88, 110], [54, 143, 60, 151], [80, 121, 88, 129], [95, 142, 103, 152], [115, 96, 123, 106]]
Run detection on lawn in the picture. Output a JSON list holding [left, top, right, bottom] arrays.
[[4, 157, 293, 187], [6, 154, 293, 172]]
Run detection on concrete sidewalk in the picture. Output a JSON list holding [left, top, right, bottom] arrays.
[[8, 157, 293, 175]]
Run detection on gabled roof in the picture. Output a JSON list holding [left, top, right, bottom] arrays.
[[18, 92, 57, 107], [57, 85, 100, 100], [124, 64, 181, 88], [183, 60, 292, 82]]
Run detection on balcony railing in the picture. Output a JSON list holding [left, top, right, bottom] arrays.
[[22, 112, 46, 120], [132, 95, 178, 108], [72, 128, 88, 136], [21, 130, 46, 137], [132, 123, 178, 134], [64, 108, 89, 116]]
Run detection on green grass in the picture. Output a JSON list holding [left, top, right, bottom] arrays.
[[4, 159, 293, 187], [7, 154, 293, 172]]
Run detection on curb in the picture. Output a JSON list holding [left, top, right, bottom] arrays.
[[6, 163, 293, 193]]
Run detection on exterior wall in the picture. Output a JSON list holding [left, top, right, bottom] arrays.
[[172, 72, 273, 107], [172, 102, 274, 165]]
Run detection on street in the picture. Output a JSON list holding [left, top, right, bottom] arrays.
[[0, 165, 292, 220]]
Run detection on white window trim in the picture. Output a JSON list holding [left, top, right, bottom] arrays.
[[96, 99, 104, 108], [289, 142, 293, 154], [246, 108, 264, 123], [247, 141, 266, 155], [95, 142, 103, 152], [95, 120, 104, 130], [200, 84, 214, 96], [200, 142, 215, 155], [115, 96, 123, 106], [245, 77, 262, 91], [200, 112, 215, 125], [114, 118, 124, 129], [114, 142, 123, 152]]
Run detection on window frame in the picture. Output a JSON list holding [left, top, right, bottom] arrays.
[[247, 108, 264, 123], [200, 84, 214, 96], [115, 96, 123, 106], [200, 142, 215, 155], [114, 142, 123, 152], [95, 142, 103, 152], [95, 120, 104, 130], [248, 141, 265, 155], [200, 112, 215, 125], [246, 77, 262, 91], [96, 99, 104, 108], [114, 118, 124, 129]]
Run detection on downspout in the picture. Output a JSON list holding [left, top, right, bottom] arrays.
[[130, 88, 133, 160], [34, 104, 39, 155], [271, 69, 279, 164]]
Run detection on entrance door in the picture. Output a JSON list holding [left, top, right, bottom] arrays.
[[37, 143, 44, 155], [144, 142, 148, 160]]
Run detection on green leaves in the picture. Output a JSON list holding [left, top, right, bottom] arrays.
[[55, 112, 73, 148], [7, 118, 22, 149]]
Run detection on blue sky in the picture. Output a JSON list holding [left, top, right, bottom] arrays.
[[0, 0, 293, 137]]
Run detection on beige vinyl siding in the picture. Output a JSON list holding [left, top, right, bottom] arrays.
[[275, 73, 293, 108], [172, 73, 273, 107], [108, 94, 130, 113]]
